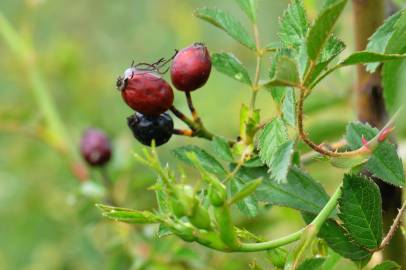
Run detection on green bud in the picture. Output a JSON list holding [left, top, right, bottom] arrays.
[[208, 182, 227, 207], [266, 248, 287, 269], [171, 184, 194, 217], [188, 200, 212, 230]]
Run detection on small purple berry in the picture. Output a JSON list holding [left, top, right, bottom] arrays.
[[80, 128, 112, 167]]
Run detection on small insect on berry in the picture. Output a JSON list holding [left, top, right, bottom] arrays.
[[117, 67, 174, 116], [80, 128, 112, 167], [170, 42, 212, 92], [127, 112, 174, 146]]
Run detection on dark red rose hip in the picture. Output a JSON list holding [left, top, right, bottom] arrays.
[[117, 69, 174, 116], [80, 128, 112, 167], [127, 112, 174, 146], [170, 43, 212, 92]]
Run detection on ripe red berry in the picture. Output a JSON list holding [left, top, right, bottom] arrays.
[[80, 128, 112, 167], [127, 112, 174, 146], [170, 43, 212, 92], [117, 69, 174, 116]]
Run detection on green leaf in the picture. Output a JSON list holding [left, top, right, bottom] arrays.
[[372, 261, 401, 270], [268, 86, 287, 105], [278, 0, 308, 48], [265, 56, 301, 87], [383, 11, 406, 112], [307, 35, 345, 86], [340, 51, 406, 66], [382, 60, 406, 113], [234, 0, 257, 22], [282, 87, 296, 126], [212, 52, 252, 85], [257, 117, 288, 167], [194, 7, 256, 49], [302, 213, 371, 261], [338, 174, 383, 249], [242, 156, 264, 168], [241, 166, 330, 214], [366, 143, 405, 187], [297, 258, 325, 270], [366, 10, 404, 72], [229, 178, 262, 205], [173, 145, 227, 178], [306, 0, 347, 60], [231, 177, 259, 217], [96, 204, 160, 224], [269, 140, 295, 183], [212, 136, 234, 162], [157, 224, 173, 238], [346, 122, 405, 187]]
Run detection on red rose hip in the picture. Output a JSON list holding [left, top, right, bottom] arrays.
[[170, 43, 212, 92], [118, 69, 174, 116]]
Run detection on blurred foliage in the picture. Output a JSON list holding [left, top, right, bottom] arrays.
[[0, 0, 405, 269]]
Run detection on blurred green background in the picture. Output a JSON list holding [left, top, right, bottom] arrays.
[[0, 0, 405, 269]]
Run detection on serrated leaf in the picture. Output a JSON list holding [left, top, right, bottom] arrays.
[[302, 213, 371, 261], [282, 87, 296, 126], [307, 35, 345, 86], [297, 258, 325, 270], [234, 0, 257, 22], [372, 261, 401, 270], [366, 143, 405, 187], [257, 117, 288, 167], [265, 56, 301, 87], [339, 174, 383, 249], [340, 51, 406, 66], [212, 52, 252, 85], [278, 0, 309, 48], [366, 10, 404, 72], [97, 204, 160, 224], [231, 177, 259, 217], [194, 7, 256, 49], [346, 122, 405, 187], [241, 166, 330, 214], [307, 0, 347, 60], [212, 136, 234, 162], [173, 145, 227, 178], [269, 140, 295, 183]]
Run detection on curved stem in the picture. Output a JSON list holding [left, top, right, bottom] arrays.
[[236, 183, 342, 252], [297, 85, 401, 158]]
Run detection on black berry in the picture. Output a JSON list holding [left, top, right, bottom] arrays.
[[127, 112, 174, 146], [80, 128, 112, 167], [170, 43, 212, 92]]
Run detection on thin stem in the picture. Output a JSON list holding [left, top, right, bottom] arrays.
[[237, 183, 342, 252], [173, 129, 194, 137], [170, 106, 196, 130], [99, 167, 116, 206], [185, 91, 201, 124], [297, 85, 402, 158], [377, 201, 406, 251], [249, 23, 262, 112]]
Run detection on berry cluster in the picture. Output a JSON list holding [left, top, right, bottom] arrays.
[[116, 43, 212, 146]]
